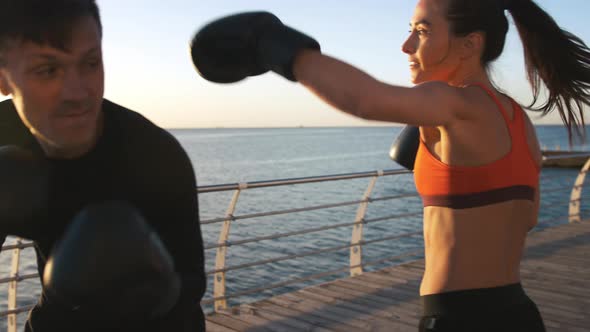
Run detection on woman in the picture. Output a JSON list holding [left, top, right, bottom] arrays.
[[192, 0, 590, 330]]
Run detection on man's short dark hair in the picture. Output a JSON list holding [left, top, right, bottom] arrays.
[[0, 0, 101, 60]]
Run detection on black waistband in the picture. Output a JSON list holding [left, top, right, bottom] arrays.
[[421, 283, 529, 316]]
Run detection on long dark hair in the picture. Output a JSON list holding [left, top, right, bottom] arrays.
[[446, 0, 590, 144]]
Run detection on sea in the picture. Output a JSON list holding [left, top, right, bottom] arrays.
[[1, 125, 589, 326]]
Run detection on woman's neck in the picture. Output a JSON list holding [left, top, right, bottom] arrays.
[[446, 63, 491, 88]]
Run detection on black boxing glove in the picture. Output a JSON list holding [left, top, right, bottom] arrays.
[[389, 126, 420, 171], [43, 201, 181, 326], [190, 11, 320, 83], [0, 145, 48, 238]]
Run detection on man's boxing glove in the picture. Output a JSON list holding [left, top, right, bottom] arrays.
[[43, 201, 181, 326], [190, 11, 320, 83]]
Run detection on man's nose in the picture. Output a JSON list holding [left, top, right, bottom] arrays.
[[61, 70, 89, 100]]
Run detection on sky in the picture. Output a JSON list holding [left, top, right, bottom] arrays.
[[2, 1, 589, 128]]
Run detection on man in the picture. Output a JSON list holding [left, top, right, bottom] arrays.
[[0, 1, 206, 331]]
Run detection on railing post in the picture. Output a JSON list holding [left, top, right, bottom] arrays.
[[214, 186, 244, 312], [8, 238, 22, 332], [350, 171, 382, 277], [569, 158, 590, 223]]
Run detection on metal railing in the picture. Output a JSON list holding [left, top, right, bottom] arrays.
[[1, 152, 590, 331]]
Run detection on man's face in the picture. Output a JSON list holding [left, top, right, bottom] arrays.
[[0, 15, 104, 158]]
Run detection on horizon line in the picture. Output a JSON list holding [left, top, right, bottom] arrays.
[[164, 123, 572, 130]]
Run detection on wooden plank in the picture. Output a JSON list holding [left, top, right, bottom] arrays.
[[302, 284, 420, 327], [323, 281, 421, 311], [262, 294, 362, 331], [335, 277, 421, 308], [521, 276, 590, 299], [522, 264, 590, 283], [524, 267, 589, 285], [252, 300, 339, 332], [238, 304, 331, 332], [530, 248, 590, 262], [207, 312, 262, 331], [275, 292, 381, 330], [353, 272, 421, 293], [290, 290, 418, 331], [525, 290, 590, 312], [226, 305, 310, 332], [205, 319, 239, 332], [300, 283, 417, 319], [256, 302, 334, 332]]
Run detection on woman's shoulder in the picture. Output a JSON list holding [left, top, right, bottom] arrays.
[[520, 108, 543, 167]]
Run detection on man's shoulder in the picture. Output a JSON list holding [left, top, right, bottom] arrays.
[[101, 99, 192, 170], [102, 99, 158, 131], [103, 99, 194, 190], [102, 99, 178, 146]]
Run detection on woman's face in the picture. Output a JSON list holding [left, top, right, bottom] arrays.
[[401, 0, 463, 84]]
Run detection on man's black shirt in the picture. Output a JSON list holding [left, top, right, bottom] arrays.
[[0, 99, 206, 331]]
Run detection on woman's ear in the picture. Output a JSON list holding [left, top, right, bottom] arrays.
[[461, 31, 485, 60]]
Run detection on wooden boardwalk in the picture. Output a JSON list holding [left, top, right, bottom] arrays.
[[206, 221, 590, 331]]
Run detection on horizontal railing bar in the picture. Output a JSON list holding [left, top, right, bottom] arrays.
[[204, 211, 423, 250], [366, 193, 420, 202], [362, 232, 422, 246], [0, 242, 35, 252], [0, 273, 38, 284], [538, 207, 573, 213], [542, 152, 590, 161], [197, 169, 411, 193], [201, 199, 365, 225], [0, 304, 36, 318], [206, 243, 351, 275], [363, 212, 423, 224], [541, 186, 576, 194], [206, 231, 422, 275], [205, 222, 359, 250], [537, 216, 570, 226], [358, 249, 424, 268], [201, 192, 419, 225], [539, 175, 574, 182]]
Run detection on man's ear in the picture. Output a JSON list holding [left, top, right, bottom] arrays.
[[0, 71, 12, 96], [461, 31, 485, 60]]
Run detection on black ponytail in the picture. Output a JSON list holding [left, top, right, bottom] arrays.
[[508, 1, 590, 144], [446, 0, 590, 144]]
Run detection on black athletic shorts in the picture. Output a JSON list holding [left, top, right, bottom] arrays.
[[419, 283, 546, 332]]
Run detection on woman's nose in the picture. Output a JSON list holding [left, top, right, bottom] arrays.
[[402, 34, 417, 55]]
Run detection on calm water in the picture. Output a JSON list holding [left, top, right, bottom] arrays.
[[1, 125, 589, 323]]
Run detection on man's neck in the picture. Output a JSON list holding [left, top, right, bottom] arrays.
[[35, 112, 104, 160]]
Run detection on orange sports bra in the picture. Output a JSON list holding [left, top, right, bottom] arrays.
[[413, 84, 540, 209]]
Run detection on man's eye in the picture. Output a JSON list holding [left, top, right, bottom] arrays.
[[86, 59, 101, 68], [35, 66, 58, 77]]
